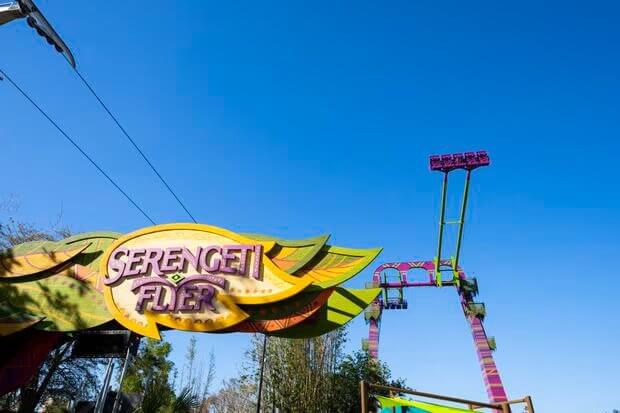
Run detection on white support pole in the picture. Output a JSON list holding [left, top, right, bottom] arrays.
[[95, 358, 114, 413]]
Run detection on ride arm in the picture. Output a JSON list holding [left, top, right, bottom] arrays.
[[0, 0, 75, 67], [0, 2, 23, 25]]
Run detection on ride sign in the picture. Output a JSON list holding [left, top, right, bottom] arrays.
[[0, 222, 381, 341], [101, 224, 312, 338]]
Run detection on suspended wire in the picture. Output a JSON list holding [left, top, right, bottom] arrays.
[[0, 68, 157, 225], [72, 69, 198, 223]]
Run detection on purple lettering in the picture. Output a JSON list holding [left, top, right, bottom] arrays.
[[143, 248, 164, 276], [195, 285, 216, 312], [220, 246, 238, 274], [176, 285, 198, 311], [237, 245, 254, 275], [181, 247, 201, 272], [161, 247, 182, 273], [125, 248, 146, 276], [200, 246, 221, 272], [105, 248, 129, 285], [151, 285, 168, 311], [135, 285, 158, 312], [110, 244, 264, 291], [252, 244, 263, 280]]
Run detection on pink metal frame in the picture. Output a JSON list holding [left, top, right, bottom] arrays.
[[366, 259, 508, 404]]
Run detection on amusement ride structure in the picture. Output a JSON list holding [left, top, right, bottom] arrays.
[[0, 0, 75, 67], [363, 151, 509, 404]]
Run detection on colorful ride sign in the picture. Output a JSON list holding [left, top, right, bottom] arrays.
[[0, 223, 382, 340]]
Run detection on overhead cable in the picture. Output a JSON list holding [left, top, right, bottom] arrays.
[[73, 69, 197, 223], [0, 67, 156, 225]]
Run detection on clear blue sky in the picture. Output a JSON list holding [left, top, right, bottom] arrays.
[[2, 1, 619, 411]]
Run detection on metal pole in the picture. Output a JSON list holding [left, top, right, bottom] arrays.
[[95, 358, 114, 413], [111, 342, 134, 413], [359, 381, 367, 413], [256, 334, 268, 413], [524, 396, 535, 413], [366, 383, 501, 410], [435, 172, 449, 285], [500, 402, 511, 413], [453, 169, 471, 272]]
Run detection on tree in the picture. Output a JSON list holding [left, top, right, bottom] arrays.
[[167, 386, 200, 413], [0, 203, 70, 250], [204, 377, 256, 412], [134, 380, 170, 413], [246, 329, 347, 412], [16, 341, 102, 412], [135, 381, 198, 413], [332, 349, 406, 412], [173, 336, 216, 412], [178, 337, 196, 391], [237, 329, 405, 412], [198, 350, 216, 411], [119, 336, 216, 413], [121, 338, 174, 396]]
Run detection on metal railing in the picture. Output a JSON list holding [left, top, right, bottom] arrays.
[[360, 381, 535, 413]]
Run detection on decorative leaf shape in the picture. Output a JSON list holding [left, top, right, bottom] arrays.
[[0, 268, 112, 332], [243, 288, 330, 320], [296, 246, 382, 288], [227, 289, 333, 333], [6, 240, 51, 256], [0, 241, 90, 278], [61, 232, 122, 291], [62, 232, 122, 271], [62, 264, 104, 293], [270, 287, 381, 338], [242, 233, 330, 273], [0, 312, 44, 336]]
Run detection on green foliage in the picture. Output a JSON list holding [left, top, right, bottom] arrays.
[[122, 337, 215, 413], [253, 330, 346, 412], [242, 330, 405, 413], [333, 349, 405, 412], [133, 380, 170, 413], [178, 336, 197, 392], [135, 383, 199, 413], [173, 335, 216, 412], [122, 339, 174, 395], [166, 386, 199, 413], [39, 399, 71, 413]]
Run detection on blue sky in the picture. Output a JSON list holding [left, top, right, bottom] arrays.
[[2, 1, 619, 411]]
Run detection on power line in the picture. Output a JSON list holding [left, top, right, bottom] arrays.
[[73, 69, 198, 223], [0, 67, 157, 225]]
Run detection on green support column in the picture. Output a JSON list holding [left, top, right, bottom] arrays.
[[435, 172, 449, 286], [453, 169, 472, 276]]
